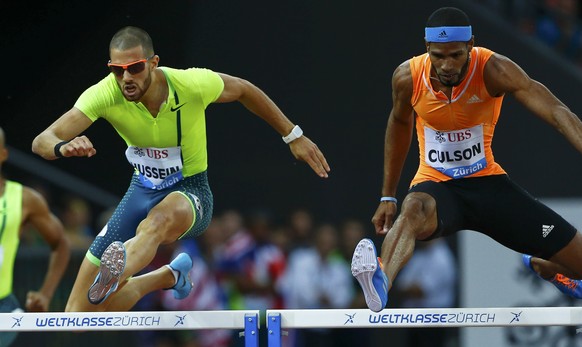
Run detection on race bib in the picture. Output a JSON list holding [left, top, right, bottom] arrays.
[[424, 124, 487, 179], [125, 146, 184, 190]]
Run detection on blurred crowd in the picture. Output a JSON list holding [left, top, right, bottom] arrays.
[[477, 0, 582, 66], [15, 177, 458, 347]]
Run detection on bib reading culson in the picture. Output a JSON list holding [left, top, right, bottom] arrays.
[[424, 124, 487, 179], [125, 146, 184, 190]]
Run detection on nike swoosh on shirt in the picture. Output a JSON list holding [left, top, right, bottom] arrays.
[[170, 103, 187, 112]]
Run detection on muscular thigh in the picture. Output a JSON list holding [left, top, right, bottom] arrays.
[[409, 180, 465, 240]]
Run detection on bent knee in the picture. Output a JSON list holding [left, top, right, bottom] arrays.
[[401, 193, 436, 217], [400, 193, 438, 239]]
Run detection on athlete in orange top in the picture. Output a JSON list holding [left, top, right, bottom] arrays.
[[409, 45, 506, 186], [350, 7, 582, 312]]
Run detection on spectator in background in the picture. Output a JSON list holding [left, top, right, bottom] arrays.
[[392, 239, 457, 347], [339, 218, 369, 263], [0, 127, 70, 346], [60, 195, 94, 251], [236, 209, 286, 310], [217, 209, 252, 259], [478, 0, 582, 65], [270, 224, 292, 257], [212, 209, 254, 291], [287, 208, 315, 251], [278, 223, 354, 347], [214, 208, 285, 347], [536, 0, 582, 65], [477, 0, 538, 33], [197, 215, 228, 267]]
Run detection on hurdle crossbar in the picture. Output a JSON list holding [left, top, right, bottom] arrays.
[[266, 307, 582, 347], [0, 310, 260, 347]]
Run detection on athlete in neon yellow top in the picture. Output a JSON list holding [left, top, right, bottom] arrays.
[[75, 66, 222, 178], [32, 26, 330, 312], [0, 127, 70, 346]]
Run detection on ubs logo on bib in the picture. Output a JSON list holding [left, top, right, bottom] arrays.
[[133, 148, 169, 159], [435, 130, 472, 143], [145, 149, 169, 159]]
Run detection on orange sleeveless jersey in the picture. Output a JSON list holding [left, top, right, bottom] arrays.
[[408, 47, 507, 187]]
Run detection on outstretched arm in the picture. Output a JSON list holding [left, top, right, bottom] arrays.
[[485, 53, 582, 154], [215, 73, 330, 178], [31, 108, 96, 160], [22, 187, 70, 312], [372, 61, 415, 235]]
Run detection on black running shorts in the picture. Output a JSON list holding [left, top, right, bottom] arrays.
[[409, 174, 577, 259]]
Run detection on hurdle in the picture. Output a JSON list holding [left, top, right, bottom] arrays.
[[0, 310, 260, 347], [266, 307, 582, 347]]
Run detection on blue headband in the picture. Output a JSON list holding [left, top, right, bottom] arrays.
[[425, 26, 472, 42]]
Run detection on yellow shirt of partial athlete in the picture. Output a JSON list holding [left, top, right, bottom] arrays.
[[75, 67, 224, 177], [409, 47, 507, 187], [0, 181, 23, 299]]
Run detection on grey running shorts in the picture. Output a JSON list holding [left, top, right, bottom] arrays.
[[88, 170, 213, 261]]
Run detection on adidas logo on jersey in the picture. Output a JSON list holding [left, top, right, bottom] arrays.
[[467, 94, 483, 104], [542, 224, 554, 238]]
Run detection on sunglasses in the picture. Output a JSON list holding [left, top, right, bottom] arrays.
[[107, 55, 154, 77]]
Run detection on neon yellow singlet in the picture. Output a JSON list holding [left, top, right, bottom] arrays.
[[0, 181, 23, 299], [74, 67, 224, 177]]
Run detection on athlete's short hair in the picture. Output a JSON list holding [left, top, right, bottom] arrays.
[[426, 7, 471, 28], [109, 26, 155, 57]]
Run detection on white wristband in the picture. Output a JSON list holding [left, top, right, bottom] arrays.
[[282, 125, 303, 144], [380, 196, 397, 204]]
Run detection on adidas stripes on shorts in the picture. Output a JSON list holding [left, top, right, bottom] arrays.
[[409, 174, 577, 259]]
